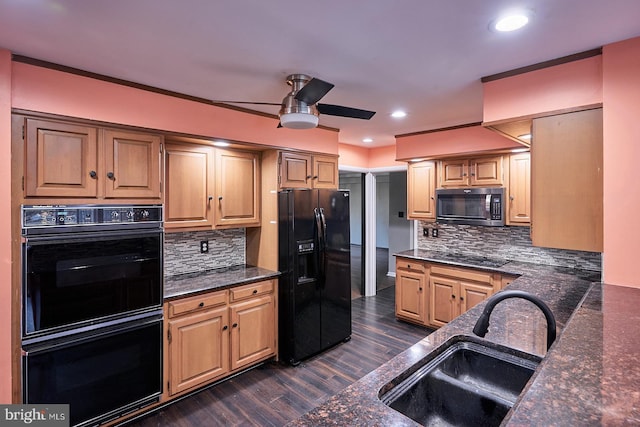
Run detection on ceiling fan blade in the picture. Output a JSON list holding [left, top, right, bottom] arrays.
[[294, 78, 334, 104], [317, 103, 376, 120]]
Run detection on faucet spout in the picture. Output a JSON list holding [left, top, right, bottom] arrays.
[[472, 290, 557, 351]]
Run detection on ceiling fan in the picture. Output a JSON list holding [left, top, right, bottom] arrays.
[[213, 74, 376, 129]]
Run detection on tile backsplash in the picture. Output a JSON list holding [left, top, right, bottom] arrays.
[[419, 222, 602, 272], [164, 229, 246, 277]]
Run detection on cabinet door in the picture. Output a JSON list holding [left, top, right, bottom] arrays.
[[168, 306, 229, 395], [103, 129, 162, 199], [407, 161, 436, 220], [470, 156, 503, 186], [165, 143, 214, 229], [531, 109, 603, 252], [24, 119, 99, 197], [508, 152, 531, 224], [279, 152, 312, 188], [229, 294, 276, 371], [429, 275, 458, 328], [440, 159, 468, 187], [215, 149, 260, 227], [395, 268, 427, 324], [459, 282, 493, 313], [312, 155, 339, 189]]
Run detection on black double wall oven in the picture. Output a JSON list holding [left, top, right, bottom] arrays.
[[21, 205, 164, 427]]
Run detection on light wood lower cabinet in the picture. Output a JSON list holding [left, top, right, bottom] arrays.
[[395, 257, 510, 329], [165, 279, 277, 397]]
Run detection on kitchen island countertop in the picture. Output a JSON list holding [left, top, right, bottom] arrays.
[[164, 265, 280, 300], [288, 251, 639, 426]]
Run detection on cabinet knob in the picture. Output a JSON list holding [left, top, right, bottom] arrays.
[[222, 325, 228, 331], [312, 175, 318, 179], [198, 302, 204, 307], [460, 296, 464, 301], [510, 195, 514, 201], [232, 323, 238, 328], [419, 287, 423, 291], [252, 289, 258, 294], [306, 175, 312, 179], [107, 172, 115, 180], [89, 170, 97, 179], [452, 294, 456, 299]]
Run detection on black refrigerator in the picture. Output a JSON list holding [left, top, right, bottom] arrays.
[[278, 188, 352, 365]]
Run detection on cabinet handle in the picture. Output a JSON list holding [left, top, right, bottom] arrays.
[[222, 325, 228, 331], [198, 302, 204, 307], [232, 323, 238, 328], [218, 196, 223, 201], [89, 170, 97, 179], [107, 172, 115, 180], [208, 196, 213, 202]]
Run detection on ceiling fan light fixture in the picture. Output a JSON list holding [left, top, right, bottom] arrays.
[[279, 112, 319, 129]]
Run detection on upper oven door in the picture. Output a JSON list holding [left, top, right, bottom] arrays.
[[22, 229, 163, 340]]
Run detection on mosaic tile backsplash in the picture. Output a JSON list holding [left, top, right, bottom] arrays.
[[164, 229, 246, 277], [418, 222, 602, 272]]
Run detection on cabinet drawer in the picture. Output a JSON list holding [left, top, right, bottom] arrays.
[[430, 265, 493, 285], [396, 259, 426, 273], [168, 290, 227, 318], [230, 280, 274, 302]]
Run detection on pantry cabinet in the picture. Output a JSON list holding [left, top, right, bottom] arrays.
[[407, 160, 436, 220], [23, 118, 162, 200], [165, 279, 277, 397], [278, 151, 338, 189], [395, 257, 504, 329], [439, 155, 504, 188]]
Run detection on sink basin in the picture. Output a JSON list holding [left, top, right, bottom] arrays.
[[379, 336, 541, 427]]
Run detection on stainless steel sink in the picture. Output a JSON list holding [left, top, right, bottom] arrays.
[[379, 336, 541, 427]]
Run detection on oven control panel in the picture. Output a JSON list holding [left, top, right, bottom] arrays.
[[22, 205, 162, 233]]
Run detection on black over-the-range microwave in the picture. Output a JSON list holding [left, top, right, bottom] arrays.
[[435, 187, 505, 226]]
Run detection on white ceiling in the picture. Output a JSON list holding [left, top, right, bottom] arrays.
[[1, 1, 639, 147]]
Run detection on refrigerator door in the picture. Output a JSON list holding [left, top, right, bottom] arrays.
[[318, 189, 352, 349], [278, 189, 322, 364]]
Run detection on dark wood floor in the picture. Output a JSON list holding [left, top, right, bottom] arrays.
[[127, 286, 432, 427]]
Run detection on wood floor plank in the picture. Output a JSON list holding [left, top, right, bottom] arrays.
[[127, 286, 432, 427]]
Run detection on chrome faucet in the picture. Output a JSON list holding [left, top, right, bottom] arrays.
[[472, 290, 557, 351]]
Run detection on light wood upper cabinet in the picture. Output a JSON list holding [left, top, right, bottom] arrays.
[[278, 151, 338, 189], [439, 155, 504, 188], [164, 143, 214, 229], [215, 149, 260, 227], [407, 160, 436, 220], [24, 118, 99, 198], [103, 129, 162, 199], [531, 108, 603, 252], [508, 152, 531, 225], [23, 117, 162, 200]]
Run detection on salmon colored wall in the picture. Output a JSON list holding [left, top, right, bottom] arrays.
[[483, 55, 603, 123], [602, 37, 640, 288], [395, 125, 521, 160], [338, 143, 404, 169], [12, 63, 340, 154], [1, 49, 12, 402]]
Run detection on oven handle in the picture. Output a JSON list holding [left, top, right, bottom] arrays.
[[23, 228, 163, 244], [22, 312, 163, 354]]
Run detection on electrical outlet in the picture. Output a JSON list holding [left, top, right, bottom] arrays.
[[423, 228, 429, 237], [200, 240, 209, 253], [432, 228, 439, 238]]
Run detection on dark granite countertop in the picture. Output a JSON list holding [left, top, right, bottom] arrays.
[[164, 265, 280, 300], [287, 251, 639, 426]]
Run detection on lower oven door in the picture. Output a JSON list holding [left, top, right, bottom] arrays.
[[23, 314, 162, 427]]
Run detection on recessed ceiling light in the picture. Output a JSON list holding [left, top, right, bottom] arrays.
[[362, 137, 373, 143], [391, 110, 407, 118], [493, 11, 531, 32], [213, 140, 230, 147]]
